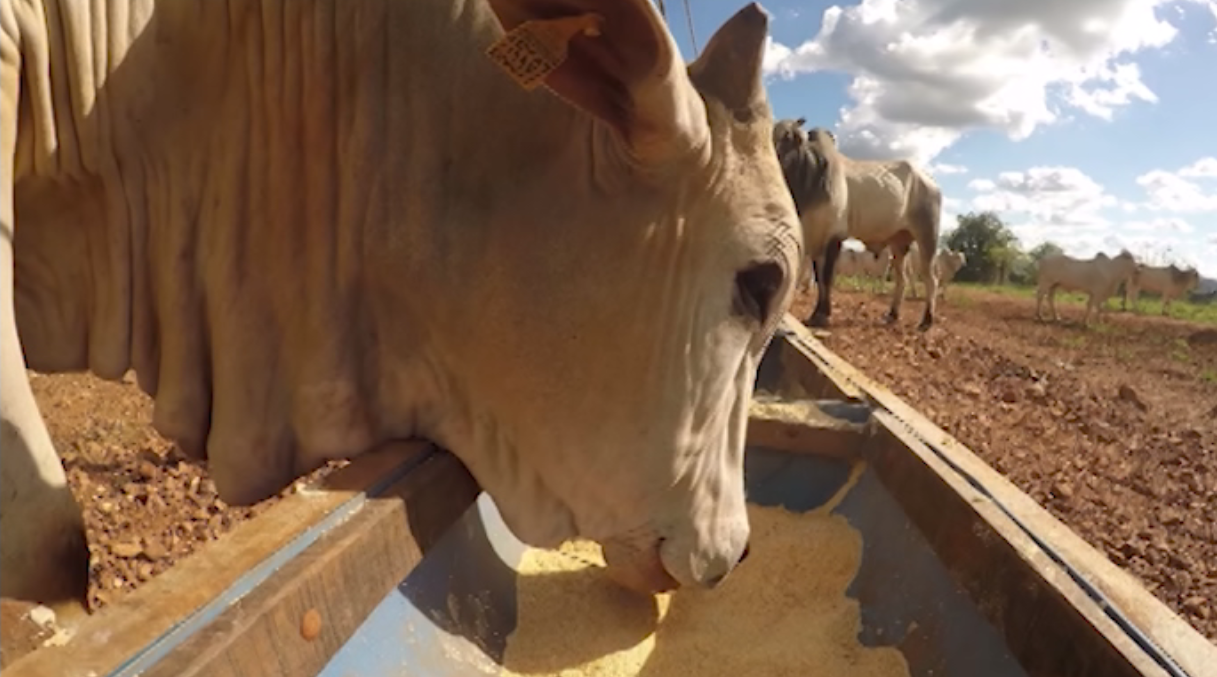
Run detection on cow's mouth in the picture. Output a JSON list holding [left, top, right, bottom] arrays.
[[600, 538, 680, 595]]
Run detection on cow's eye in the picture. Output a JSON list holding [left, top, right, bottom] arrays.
[[733, 261, 784, 325]]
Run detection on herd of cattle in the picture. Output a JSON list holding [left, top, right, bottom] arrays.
[[793, 239, 1201, 327], [0, 0, 1208, 618], [766, 120, 1203, 329]]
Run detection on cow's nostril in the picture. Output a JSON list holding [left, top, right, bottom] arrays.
[[738, 543, 751, 565]]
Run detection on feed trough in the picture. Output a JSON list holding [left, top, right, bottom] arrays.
[[5, 316, 1213, 677]]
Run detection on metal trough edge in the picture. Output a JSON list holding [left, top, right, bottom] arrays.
[[774, 314, 1217, 677]]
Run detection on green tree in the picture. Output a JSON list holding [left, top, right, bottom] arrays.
[[944, 211, 1020, 283], [1028, 241, 1064, 262], [1007, 250, 1037, 286]]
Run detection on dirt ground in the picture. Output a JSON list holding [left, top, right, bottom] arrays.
[[791, 285, 1217, 641], [0, 372, 347, 665], [21, 372, 342, 613]]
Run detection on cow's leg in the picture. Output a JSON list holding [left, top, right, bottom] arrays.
[[1041, 285, 1056, 321], [915, 246, 938, 332], [1, 228, 91, 610], [806, 258, 825, 325], [1082, 294, 1096, 326], [886, 238, 913, 325], [795, 254, 813, 295], [0, 310, 90, 611], [808, 238, 842, 328], [805, 257, 821, 325], [0, 30, 91, 611]]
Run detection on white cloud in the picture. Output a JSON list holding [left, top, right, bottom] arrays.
[[1100, 233, 1202, 269], [762, 36, 794, 78], [1064, 62, 1157, 120], [968, 166, 1115, 229], [941, 197, 964, 231], [927, 162, 969, 175], [1122, 217, 1195, 233], [1135, 167, 1217, 213], [962, 163, 1217, 278], [1178, 157, 1217, 178], [762, 0, 1214, 163]]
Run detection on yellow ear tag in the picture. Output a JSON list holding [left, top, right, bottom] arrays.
[[486, 13, 604, 91]]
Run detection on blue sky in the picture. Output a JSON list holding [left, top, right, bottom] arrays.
[[664, 0, 1217, 278]]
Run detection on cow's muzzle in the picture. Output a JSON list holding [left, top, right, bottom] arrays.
[[601, 537, 752, 594], [601, 538, 680, 594]]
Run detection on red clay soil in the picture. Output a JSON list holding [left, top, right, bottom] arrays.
[[791, 286, 1217, 641], [19, 372, 342, 613]]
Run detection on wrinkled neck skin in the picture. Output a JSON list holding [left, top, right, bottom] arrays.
[[378, 118, 735, 550], [365, 7, 767, 554], [12, 0, 763, 554]]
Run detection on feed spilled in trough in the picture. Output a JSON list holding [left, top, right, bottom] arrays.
[[501, 502, 909, 677]]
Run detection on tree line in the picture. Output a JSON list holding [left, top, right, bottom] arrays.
[[940, 211, 1049, 286], [940, 211, 1213, 303]]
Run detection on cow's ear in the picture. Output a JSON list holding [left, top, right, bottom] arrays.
[[687, 4, 771, 123], [484, 0, 708, 164]]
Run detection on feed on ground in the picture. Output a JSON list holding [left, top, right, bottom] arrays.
[[500, 501, 910, 677]]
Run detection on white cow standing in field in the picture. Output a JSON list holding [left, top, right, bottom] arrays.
[[772, 120, 942, 331], [833, 247, 892, 291], [1, 0, 801, 607], [1122, 264, 1202, 315], [1035, 252, 1139, 326], [903, 244, 966, 301]]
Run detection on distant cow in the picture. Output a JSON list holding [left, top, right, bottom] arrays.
[[1035, 252, 1139, 326], [903, 244, 966, 300], [772, 120, 849, 300], [772, 119, 942, 331], [1122, 264, 1201, 315], [834, 247, 892, 291]]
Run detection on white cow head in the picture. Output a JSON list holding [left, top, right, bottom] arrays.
[[455, 0, 802, 593]]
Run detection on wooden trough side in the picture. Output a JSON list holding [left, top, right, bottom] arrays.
[[4, 442, 479, 677], [772, 315, 1217, 677]]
